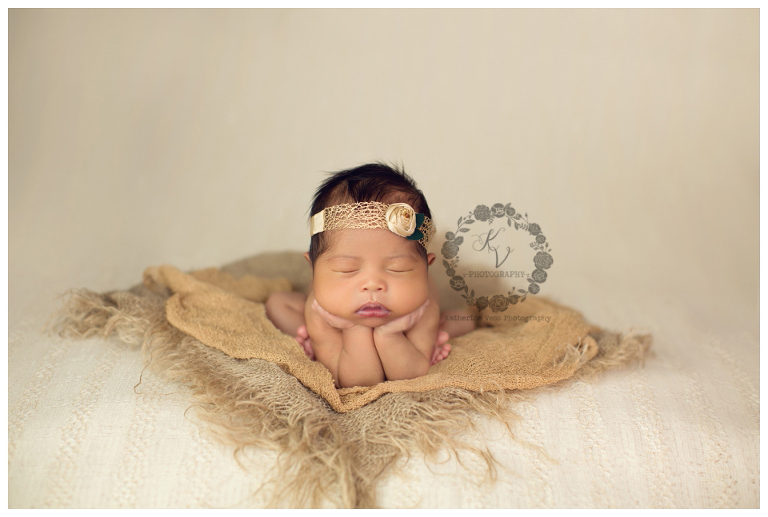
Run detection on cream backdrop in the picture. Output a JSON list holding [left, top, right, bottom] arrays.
[[8, 9, 759, 508]]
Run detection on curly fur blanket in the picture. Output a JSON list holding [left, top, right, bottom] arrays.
[[52, 251, 651, 507]]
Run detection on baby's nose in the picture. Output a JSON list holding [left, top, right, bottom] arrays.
[[361, 274, 386, 292]]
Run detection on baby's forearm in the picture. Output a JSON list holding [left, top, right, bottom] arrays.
[[372, 329, 430, 381], [337, 326, 385, 388]]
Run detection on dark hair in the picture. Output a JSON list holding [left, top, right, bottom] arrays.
[[307, 163, 432, 266]]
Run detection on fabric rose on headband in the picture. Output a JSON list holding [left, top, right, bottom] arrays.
[[385, 203, 417, 237], [310, 201, 434, 249]]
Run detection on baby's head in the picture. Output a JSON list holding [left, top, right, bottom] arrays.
[[304, 163, 437, 325]]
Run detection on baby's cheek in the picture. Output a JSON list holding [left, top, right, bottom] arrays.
[[312, 288, 333, 311], [400, 277, 431, 312], [312, 285, 346, 316]]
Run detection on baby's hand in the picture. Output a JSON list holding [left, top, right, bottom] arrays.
[[311, 299, 357, 330], [374, 299, 430, 336]]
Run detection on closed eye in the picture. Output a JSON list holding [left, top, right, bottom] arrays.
[[334, 270, 358, 274], [388, 269, 413, 273]]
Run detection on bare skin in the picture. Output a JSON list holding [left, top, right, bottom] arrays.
[[264, 229, 476, 388], [265, 287, 475, 388]]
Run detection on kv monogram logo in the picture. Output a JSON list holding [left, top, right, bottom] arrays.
[[472, 228, 513, 268], [441, 202, 555, 312]]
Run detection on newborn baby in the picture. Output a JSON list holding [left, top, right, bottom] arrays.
[[265, 164, 475, 388]]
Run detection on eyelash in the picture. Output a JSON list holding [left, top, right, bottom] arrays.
[[333, 269, 412, 274]]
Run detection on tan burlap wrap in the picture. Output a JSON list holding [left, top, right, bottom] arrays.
[[53, 251, 650, 507], [141, 263, 601, 413]]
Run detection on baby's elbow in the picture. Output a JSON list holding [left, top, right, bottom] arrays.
[[389, 359, 431, 382], [338, 378, 381, 389], [412, 356, 431, 378], [337, 371, 385, 389], [338, 378, 363, 389]]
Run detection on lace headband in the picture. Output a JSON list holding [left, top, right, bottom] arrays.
[[309, 202, 436, 250]]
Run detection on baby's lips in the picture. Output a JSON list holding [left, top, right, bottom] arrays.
[[357, 301, 390, 312]]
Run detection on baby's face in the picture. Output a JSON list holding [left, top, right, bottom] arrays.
[[308, 228, 434, 327]]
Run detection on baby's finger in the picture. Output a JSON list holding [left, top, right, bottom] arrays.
[[413, 299, 430, 321], [312, 299, 334, 321]]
